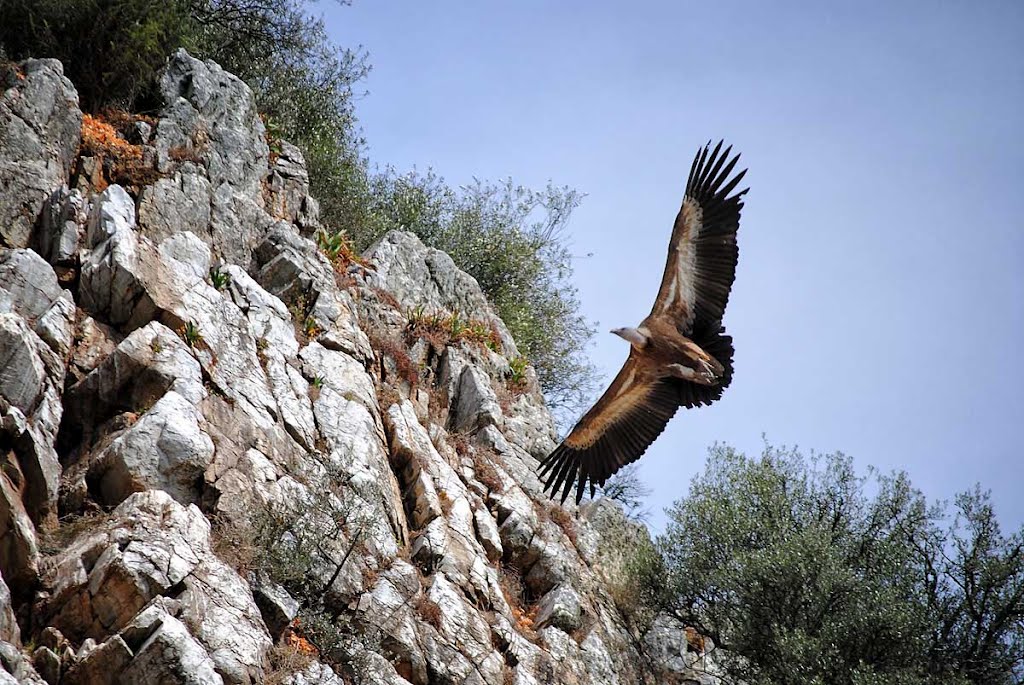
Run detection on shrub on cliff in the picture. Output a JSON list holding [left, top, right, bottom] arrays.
[[647, 443, 1024, 685], [351, 170, 597, 420]]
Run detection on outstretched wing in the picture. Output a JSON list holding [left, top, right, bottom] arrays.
[[652, 141, 748, 335], [538, 352, 680, 504]]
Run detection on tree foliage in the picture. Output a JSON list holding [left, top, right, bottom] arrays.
[[0, 0, 195, 110], [651, 444, 1024, 685], [348, 170, 597, 419]]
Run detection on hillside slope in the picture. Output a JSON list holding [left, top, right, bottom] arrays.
[[0, 51, 721, 685]]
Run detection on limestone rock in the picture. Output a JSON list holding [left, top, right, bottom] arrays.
[[0, 572, 18, 645], [0, 59, 81, 249], [265, 141, 314, 226], [42, 492, 270, 682], [0, 640, 45, 684], [365, 231, 517, 354], [145, 49, 272, 263], [0, 471, 39, 600], [79, 185, 170, 329], [534, 583, 583, 633], [0, 248, 68, 525], [35, 185, 86, 269], [119, 608, 224, 685], [249, 571, 299, 639], [453, 364, 503, 433], [0, 49, 712, 685]]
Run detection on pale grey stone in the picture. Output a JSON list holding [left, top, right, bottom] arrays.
[[35, 186, 85, 266], [364, 231, 516, 355], [453, 364, 503, 433], [473, 507, 503, 562], [79, 185, 169, 329], [119, 612, 224, 685], [137, 167, 212, 244], [534, 583, 583, 633], [153, 50, 271, 263], [61, 635, 132, 685], [90, 389, 214, 505], [0, 572, 18, 645], [0, 59, 81, 249], [0, 640, 46, 684], [265, 141, 310, 225], [30, 646, 59, 685], [282, 660, 347, 685], [249, 571, 298, 639], [41, 492, 270, 683]]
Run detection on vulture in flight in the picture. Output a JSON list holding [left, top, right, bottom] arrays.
[[539, 141, 748, 504]]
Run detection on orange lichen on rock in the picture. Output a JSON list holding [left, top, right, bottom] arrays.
[[80, 114, 142, 160], [685, 626, 705, 654], [282, 619, 319, 657], [78, 112, 159, 191]]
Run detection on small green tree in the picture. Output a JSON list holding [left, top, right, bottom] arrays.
[[652, 443, 1024, 685]]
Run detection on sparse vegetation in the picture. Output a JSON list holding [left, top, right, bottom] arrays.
[[469, 449, 505, 495], [209, 265, 231, 290], [498, 564, 539, 642], [302, 315, 321, 340], [354, 174, 596, 424], [37, 510, 110, 557], [507, 355, 529, 391], [414, 594, 443, 631], [316, 228, 367, 272], [179, 320, 203, 348], [364, 323, 420, 387], [78, 113, 159, 190], [547, 505, 578, 548], [265, 623, 318, 685], [600, 463, 652, 523], [211, 467, 375, 670], [406, 306, 501, 353]]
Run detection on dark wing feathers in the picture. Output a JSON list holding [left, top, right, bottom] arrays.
[[677, 323, 735, 409], [654, 141, 748, 335], [683, 141, 748, 334], [539, 378, 679, 504]]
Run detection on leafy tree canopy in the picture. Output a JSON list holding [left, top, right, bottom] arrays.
[[650, 444, 1024, 685]]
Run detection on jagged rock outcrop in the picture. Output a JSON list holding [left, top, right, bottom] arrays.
[[0, 51, 723, 684], [0, 59, 82, 250]]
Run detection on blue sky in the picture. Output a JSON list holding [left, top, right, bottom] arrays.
[[323, 1, 1024, 531]]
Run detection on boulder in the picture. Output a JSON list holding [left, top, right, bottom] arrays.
[[0, 59, 81, 249]]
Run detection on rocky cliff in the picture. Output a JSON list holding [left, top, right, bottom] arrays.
[[0, 51, 720, 685]]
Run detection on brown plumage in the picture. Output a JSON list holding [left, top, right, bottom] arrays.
[[539, 141, 748, 504]]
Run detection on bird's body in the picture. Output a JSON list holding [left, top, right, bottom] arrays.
[[539, 141, 748, 504]]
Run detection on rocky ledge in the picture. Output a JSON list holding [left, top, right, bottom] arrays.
[[0, 51, 722, 684]]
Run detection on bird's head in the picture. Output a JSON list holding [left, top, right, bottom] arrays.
[[611, 326, 648, 349]]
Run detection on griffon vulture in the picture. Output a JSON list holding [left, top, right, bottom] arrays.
[[539, 141, 748, 504]]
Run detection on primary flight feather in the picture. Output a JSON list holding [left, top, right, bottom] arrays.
[[539, 140, 748, 504]]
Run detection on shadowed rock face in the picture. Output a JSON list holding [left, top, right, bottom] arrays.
[[0, 52, 726, 685]]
